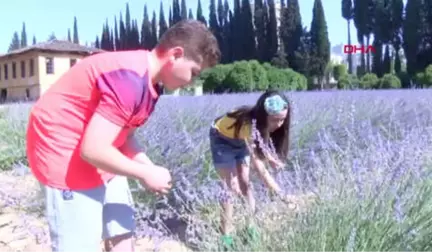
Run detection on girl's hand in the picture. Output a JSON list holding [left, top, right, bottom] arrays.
[[267, 155, 284, 170]]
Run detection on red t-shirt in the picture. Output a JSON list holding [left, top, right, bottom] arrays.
[[26, 50, 162, 190]]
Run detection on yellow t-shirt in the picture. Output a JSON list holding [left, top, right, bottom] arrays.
[[214, 114, 251, 140]]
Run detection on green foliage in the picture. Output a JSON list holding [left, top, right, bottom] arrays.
[[201, 64, 232, 92], [360, 73, 379, 89], [248, 60, 269, 90], [223, 61, 254, 92], [337, 74, 359, 90], [200, 60, 307, 93], [379, 73, 402, 89], [333, 64, 347, 81], [415, 65, 432, 87]]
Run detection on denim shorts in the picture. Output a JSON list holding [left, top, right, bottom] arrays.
[[43, 176, 135, 251], [209, 126, 250, 169]]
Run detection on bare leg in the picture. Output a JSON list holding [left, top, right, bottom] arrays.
[[236, 162, 256, 218], [104, 232, 134, 252], [216, 167, 241, 235]]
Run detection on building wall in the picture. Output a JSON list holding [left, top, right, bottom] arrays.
[[0, 51, 86, 101], [37, 52, 84, 94]]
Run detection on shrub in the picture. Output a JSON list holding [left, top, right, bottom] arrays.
[[360, 73, 379, 89], [379, 73, 402, 89], [201, 64, 232, 93], [333, 64, 347, 81], [222, 61, 254, 92], [248, 60, 269, 91]]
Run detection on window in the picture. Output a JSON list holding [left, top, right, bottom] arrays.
[[0, 89, 7, 102], [46, 57, 54, 74], [12, 62, 16, 79], [70, 59, 77, 67], [26, 88, 30, 99], [29, 59, 34, 76], [20, 61, 26, 78], [4, 64, 8, 80]]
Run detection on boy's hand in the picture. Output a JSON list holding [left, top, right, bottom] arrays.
[[139, 165, 172, 194]]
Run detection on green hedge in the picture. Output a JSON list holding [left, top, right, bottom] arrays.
[[200, 60, 307, 93]]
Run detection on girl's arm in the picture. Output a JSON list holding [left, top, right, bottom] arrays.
[[245, 139, 282, 194]]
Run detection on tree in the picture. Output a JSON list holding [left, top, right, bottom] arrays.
[[20, 23, 27, 48], [141, 5, 152, 49], [280, 0, 303, 71], [150, 11, 158, 48], [353, 0, 368, 75], [309, 0, 330, 89], [402, 0, 422, 77], [196, 0, 207, 25], [32, 35, 36, 45], [172, 0, 181, 24], [254, 0, 267, 62], [114, 16, 120, 50], [188, 8, 194, 19], [67, 29, 71, 42], [181, 0, 187, 19], [8, 32, 20, 52], [341, 0, 353, 73], [159, 2, 168, 38], [240, 0, 256, 59], [73, 16, 79, 44], [266, 0, 278, 62], [48, 32, 56, 41]]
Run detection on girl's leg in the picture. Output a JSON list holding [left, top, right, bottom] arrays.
[[236, 162, 255, 215], [216, 167, 241, 235]]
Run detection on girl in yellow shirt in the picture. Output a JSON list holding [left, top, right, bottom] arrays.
[[209, 90, 291, 248]]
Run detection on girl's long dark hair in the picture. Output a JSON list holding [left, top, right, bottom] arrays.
[[226, 90, 291, 160]]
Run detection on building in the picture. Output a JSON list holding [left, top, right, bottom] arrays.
[[0, 40, 103, 102]]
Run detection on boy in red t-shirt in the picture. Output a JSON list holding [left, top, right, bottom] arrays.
[[26, 20, 220, 251]]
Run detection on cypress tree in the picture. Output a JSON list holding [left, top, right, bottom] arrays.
[[150, 11, 158, 48], [119, 13, 126, 50], [254, 0, 267, 62], [341, 0, 353, 73], [309, 0, 330, 89], [280, 0, 303, 71], [20, 23, 27, 48], [95, 36, 100, 48], [169, 7, 173, 27], [141, 5, 152, 49], [172, 0, 181, 24], [196, 0, 207, 25], [159, 2, 168, 38], [8, 32, 20, 52], [241, 0, 256, 59], [266, 0, 278, 62], [73, 16, 79, 44], [353, 0, 368, 75], [67, 29, 71, 42], [32, 35, 36, 45], [114, 16, 120, 50], [181, 0, 187, 20], [188, 8, 194, 19]]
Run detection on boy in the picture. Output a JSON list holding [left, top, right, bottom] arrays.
[[26, 19, 220, 252]]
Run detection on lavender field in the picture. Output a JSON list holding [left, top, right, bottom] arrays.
[[2, 89, 432, 251]]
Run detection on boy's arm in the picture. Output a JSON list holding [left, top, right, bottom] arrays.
[[80, 70, 155, 179], [81, 113, 153, 179], [119, 129, 154, 165]]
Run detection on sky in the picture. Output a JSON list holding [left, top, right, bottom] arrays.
[[0, 0, 353, 53]]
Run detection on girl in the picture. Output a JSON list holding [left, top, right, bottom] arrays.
[[209, 90, 292, 248]]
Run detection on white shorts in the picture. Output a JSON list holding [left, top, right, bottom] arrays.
[[43, 176, 135, 251]]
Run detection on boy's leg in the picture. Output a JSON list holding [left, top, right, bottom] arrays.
[[102, 176, 136, 252], [44, 184, 105, 251]]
